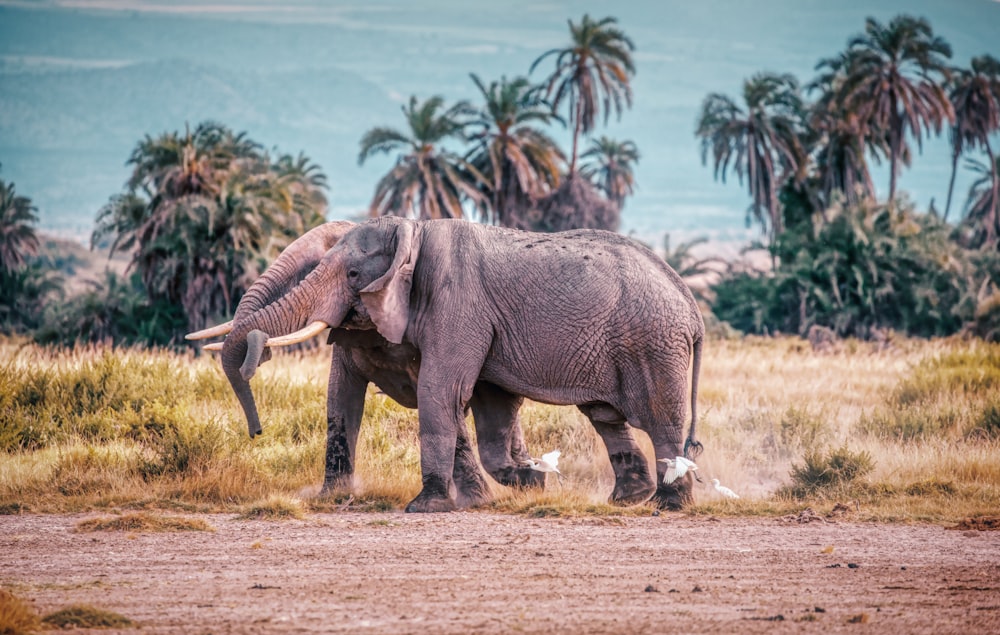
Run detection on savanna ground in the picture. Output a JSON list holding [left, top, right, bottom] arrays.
[[2, 335, 1000, 633]]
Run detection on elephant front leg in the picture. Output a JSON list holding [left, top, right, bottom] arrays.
[[320, 351, 367, 496], [405, 359, 484, 513]]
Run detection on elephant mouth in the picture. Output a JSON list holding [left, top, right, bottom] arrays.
[[341, 308, 374, 330]]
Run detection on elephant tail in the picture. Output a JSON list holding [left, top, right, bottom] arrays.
[[683, 335, 704, 460]]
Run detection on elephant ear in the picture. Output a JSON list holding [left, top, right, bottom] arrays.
[[359, 221, 420, 344]]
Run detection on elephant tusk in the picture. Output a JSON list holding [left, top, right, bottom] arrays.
[[202, 342, 224, 352], [185, 320, 234, 340], [265, 321, 330, 347]]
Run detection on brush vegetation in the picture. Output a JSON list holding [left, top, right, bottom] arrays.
[[74, 511, 214, 533], [40, 604, 134, 629], [0, 589, 41, 635], [1, 335, 998, 523]]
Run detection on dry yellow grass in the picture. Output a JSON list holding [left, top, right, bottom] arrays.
[[1, 335, 997, 522], [238, 493, 307, 520], [40, 604, 134, 629], [0, 589, 41, 635], [74, 511, 214, 532]]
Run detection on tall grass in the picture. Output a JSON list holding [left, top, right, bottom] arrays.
[[1, 336, 997, 521]]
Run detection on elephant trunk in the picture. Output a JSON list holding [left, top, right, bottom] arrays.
[[220, 265, 350, 438]]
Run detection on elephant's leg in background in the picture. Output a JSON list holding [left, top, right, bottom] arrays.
[[580, 404, 656, 505], [470, 383, 545, 489], [320, 348, 368, 495]]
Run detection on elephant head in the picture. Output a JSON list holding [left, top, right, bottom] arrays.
[[185, 220, 356, 437], [195, 217, 420, 438]]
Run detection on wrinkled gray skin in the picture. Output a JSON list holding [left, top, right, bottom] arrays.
[[219, 221, 543, 509], [230, 217, 704, 513]]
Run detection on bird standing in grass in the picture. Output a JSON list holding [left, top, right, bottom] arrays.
[[711, 478, 739, 499], [658, 456, 700, 484], [524, 450, 561, 474]]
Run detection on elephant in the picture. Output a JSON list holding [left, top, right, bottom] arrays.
[[223, 216, 705, 513], [186, 221, 544, 509]]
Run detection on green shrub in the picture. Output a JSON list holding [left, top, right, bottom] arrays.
[[859, 345, 1000, 439], [785, 445, 874, 498]]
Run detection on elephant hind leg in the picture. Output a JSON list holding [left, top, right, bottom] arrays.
[[626, 378, 694, 510], [580, 404, 656, 506]]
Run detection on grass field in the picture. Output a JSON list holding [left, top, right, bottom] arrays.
[[1, 334, 998, 522]]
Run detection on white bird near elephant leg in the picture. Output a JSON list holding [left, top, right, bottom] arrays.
[[658, 456, 699, 484], [524, 450, 561, 474], [711, 478, 740, 499]]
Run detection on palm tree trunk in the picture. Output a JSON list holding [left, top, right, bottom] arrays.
[[987, 140, 999, 246], [570, 99, 583, 174], [943, 148, 960, 222], [889, 137, 898, 207]]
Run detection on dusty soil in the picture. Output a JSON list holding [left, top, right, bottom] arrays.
[[3, 512, 999, 634]]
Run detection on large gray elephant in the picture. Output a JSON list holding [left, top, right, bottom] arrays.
[[223, 216, 705, 512], [186, 221, 543, 509]]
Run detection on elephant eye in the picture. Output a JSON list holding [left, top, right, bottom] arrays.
[[347, 270, 360, 279]]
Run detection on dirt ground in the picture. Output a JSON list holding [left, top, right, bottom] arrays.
[[3, 511, 999, 634]]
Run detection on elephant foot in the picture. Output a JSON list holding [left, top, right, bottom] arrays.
[[454, 472, 492, 510], [319, 474, 354, 498], [608, 451, 656, 505], [405, 476, 456, 513], [490, 465, 547, 489], [455, 486, 492, 510], [650, 481, 694, 511], [610, 471, 656, 505], [405, 492, 457, 513]]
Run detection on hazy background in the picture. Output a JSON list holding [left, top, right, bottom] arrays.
[[2, 0, 999, 244]]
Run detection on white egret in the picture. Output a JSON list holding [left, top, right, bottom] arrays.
[[524, 449, 561, 474], [657, 456, 699, 484], [711, 478, 739, 499]]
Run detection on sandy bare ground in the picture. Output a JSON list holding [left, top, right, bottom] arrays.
[[3, 512, 999, 634]]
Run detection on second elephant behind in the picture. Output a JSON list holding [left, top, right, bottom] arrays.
[[188, 221, 544, 509]]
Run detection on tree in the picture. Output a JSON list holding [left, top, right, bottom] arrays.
[[807, 54, 881, 206], [466, 74, 565, 227], [0, 174, 40, 274], [960, 155, 1000, 248], [824, 15, 953, 204], [696, 72, 807, 244], [944, 55, 1000, 223], [579, 136, 640, 209], [531, 14, 635, 174], [713, 194, 969, 338], [93, 121, 328, 335], [0, 174, 59, 335], [359, 95, 486, 221]]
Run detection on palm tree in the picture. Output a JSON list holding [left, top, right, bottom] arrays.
[[825, 15, 953, 204], [93, 121, 328, 333], [696, 72, 807, 243], [359, 95, 487, 221], [531, 14, 635, 174], [960, 155, 1000, 248], [944, 55, 1000, 222], [807, 56, 880, 206], [0, 175, 40, 273], [466, 74, 565, 227], [579, 136, 640, 209]]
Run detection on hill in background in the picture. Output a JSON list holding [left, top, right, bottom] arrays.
[[2, 0, 999, 242]]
